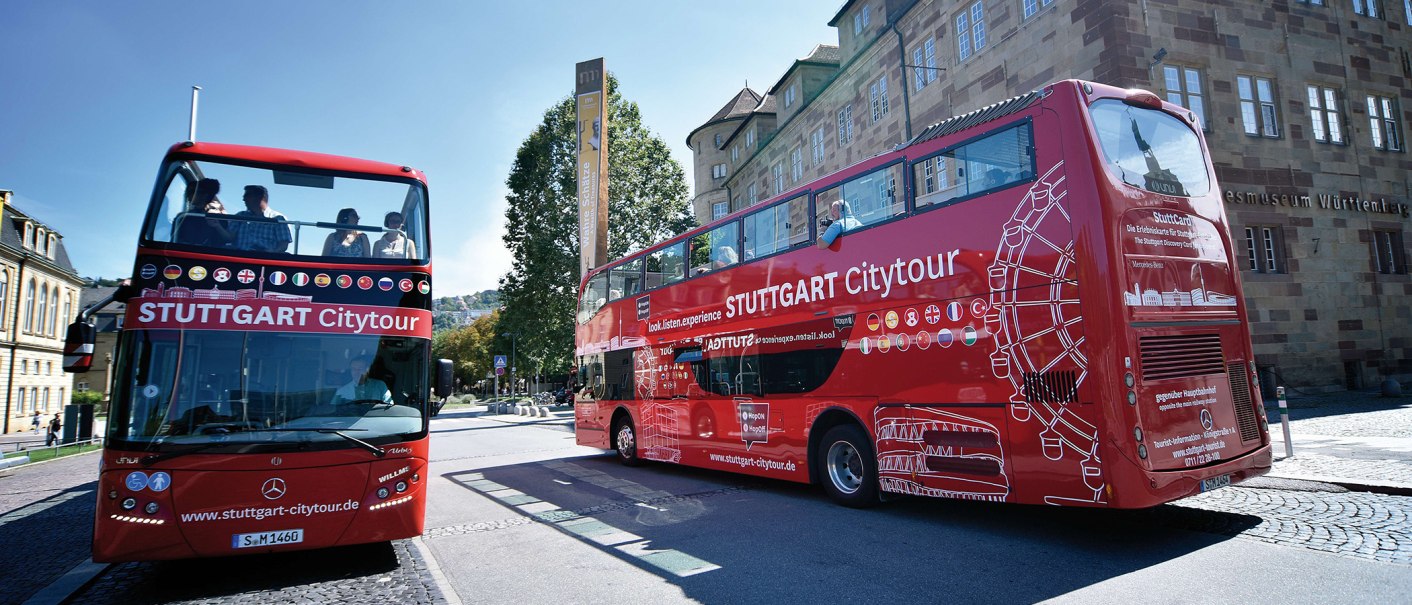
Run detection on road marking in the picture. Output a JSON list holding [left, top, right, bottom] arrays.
[[459, 471, 723, 577], [553, 479, 572, 485]]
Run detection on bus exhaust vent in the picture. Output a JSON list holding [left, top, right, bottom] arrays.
[[1021, 370, 1078, 404], [1138, 334, 1225, 381], [1228, 362, 1261, 443]]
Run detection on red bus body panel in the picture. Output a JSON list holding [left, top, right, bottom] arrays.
[[575, 81, 1269, 509]]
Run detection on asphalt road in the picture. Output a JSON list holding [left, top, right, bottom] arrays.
[[19, 406, 1412, 604]]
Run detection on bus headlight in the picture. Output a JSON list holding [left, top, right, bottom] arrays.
[[1137, 444, 1148, 459], [395, 481, 408, 493], [377, 487, 390, 499], [121, 498, 137, 511], [144, 502, 160, 515]]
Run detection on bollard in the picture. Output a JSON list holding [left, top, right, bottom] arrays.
[[1276, 386, 1293, 458]]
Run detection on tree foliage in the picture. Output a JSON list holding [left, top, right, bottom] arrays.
[[432, 309, 500, 388], [497, 75, 693, 377]]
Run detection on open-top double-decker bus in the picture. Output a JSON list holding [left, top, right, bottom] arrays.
[[68, 142, 450, 561]]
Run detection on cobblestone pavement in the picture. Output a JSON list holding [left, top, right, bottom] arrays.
[[1150, 483, 1412, 566], [69, 539, 448, 605], [0, 453, 99, 605], [1277, 398, 1412, 439]]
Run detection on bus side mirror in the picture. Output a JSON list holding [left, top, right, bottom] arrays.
[[434, 359, 454, 398], [63, 321, 97, 373]]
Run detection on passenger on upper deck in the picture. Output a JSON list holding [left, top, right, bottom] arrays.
[[372, 212, 415, 259], [712, 245, 738, 269], [816, 200, 861, 248], [231, 185, 293, 253], [175, 178, 235, 247], [322, 208, 371, 258]]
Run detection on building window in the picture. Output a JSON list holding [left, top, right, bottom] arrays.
[[1373, 230, 1407, 274], [23, 279, 35, 333], [1367, 95, 1403, 151], [714, 133, 723, 148], [712, 163, 728, 179], [790, 147, 804, 182], [1023, 0, 1054, 18], [957, 3, 986, 61], [1296, 0, 1325, 5], [1237, 75, 1280, 138], [47, 289, 58, 337], [854, 12, 863, 35], [1405, 0, 1411, 23], [46, 234, 56, 259], [23, 223, 33, 249], [1163, 66, 1207, 130], [35, 229, 46, 255], [870, 76, 890, 122], [59, 388, 65, 408], [41, 387, 50, 412], [47, 361, 52, 375], [732, 195, 743, 212], [38, 285, 48, 336], [1354, 0, 1383, 18], [0, 269, 7, 333], [21, 359, 28, 375], [745, 129, 754, 148], [1307, 85, 1345, 144], [731, 145, 740, 163], [747, 183, 759, 204], [812, 127, 826, 164], [712, 201, 729, 221], [773, 162, 785, 194], [837, 104, 854, 146], [783, 84, 797, 109], [863, 5, 871, 27], [1244, 226, 1284, 273], [17, 389, 25, 415]]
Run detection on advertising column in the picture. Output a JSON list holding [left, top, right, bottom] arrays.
[[576, 58, 609, 279]]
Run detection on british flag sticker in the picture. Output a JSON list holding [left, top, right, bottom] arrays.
[[269, 271, 288, 286], [237, 269, 256, 284]]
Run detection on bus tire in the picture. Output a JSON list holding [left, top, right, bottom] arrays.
[[817, 424, 879, 508], [613, 416, 642, 467]]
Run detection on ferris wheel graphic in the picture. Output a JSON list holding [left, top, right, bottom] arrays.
[[985, 161, 1104, 505]]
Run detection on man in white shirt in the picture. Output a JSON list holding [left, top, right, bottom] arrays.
[[332, 356, 392, 405]]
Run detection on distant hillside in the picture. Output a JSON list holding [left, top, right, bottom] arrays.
[[433, 290, 500, 332]]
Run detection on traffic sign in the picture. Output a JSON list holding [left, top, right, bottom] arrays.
[[494, 355, 507, 369]]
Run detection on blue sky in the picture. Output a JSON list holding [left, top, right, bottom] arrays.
[[1, 1, 838, 296]]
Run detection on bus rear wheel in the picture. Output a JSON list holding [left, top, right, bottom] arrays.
[[613, 416, 642, 467], [818, 424, 879, 507]]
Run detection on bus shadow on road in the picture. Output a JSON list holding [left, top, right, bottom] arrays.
[[0, 483, 98, 605], [449, 455, 1265, 603]]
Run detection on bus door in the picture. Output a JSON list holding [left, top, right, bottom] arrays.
[[685, 331, 766, 459]]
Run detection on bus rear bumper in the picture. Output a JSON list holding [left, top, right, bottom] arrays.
[[1119, 443, 1271, 508]]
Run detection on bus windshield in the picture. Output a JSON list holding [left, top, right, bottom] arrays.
[[109, 330, 427, 451], [145, 158, 429, 262], [1088, 99, 1211, 197]]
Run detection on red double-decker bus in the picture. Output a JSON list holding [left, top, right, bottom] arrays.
[[574, 80, 1271, 508], [67, 142, 450, 561]]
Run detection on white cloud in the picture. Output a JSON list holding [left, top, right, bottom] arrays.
[[431, 196, 512, 298]]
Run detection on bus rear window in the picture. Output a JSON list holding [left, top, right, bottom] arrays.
[[1089, 99, 1211, 197]]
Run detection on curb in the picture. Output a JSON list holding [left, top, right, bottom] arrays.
[[410, 537, 462, 605], [1265, 471, 1412, 497], [20, 558, 108, 605]]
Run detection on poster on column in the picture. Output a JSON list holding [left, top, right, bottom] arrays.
[[576, 58, 609, 279]]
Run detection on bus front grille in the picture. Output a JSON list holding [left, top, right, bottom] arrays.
[[1228, 362, 1262, 442], [1138, 334, 1225, 381]]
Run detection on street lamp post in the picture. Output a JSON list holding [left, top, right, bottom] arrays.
[[501, 332, 516, 397]]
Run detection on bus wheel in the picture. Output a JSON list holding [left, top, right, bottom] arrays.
[[818, 424, 879, 507], [613, 417, 642, 467]]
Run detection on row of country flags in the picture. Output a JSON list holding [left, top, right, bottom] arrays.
[[858, 326, 982, 355], [141, 263, 430, 294], [863, 299, 989, 333]]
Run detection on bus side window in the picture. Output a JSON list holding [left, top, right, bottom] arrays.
[[577, 273, 608, 323], [609, 257, 642, 301]]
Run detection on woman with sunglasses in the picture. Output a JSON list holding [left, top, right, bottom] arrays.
[[323, 207, 371, 257], [372, 211, 415, 259]]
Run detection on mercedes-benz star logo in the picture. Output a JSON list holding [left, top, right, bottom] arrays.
[[261, 478, 287, 500], [1199, 409, 1214, 432]]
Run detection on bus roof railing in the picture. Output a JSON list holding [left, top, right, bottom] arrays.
[[905, 89, 1047, 149]]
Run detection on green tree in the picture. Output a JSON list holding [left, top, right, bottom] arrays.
[[432, 310, 500, 388], [497, 75, 693, 377]]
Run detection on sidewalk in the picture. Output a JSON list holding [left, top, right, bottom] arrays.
[[1263, 387, 1412, 495]]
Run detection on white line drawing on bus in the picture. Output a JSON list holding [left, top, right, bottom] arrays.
[[986, 161, 1105, 505], [874, 407, 1010, 501]]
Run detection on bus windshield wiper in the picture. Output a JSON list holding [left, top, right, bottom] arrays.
[[260, 427, 387, 458]]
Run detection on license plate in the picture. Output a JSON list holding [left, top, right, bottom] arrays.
[[231, 529, 304, 549], [1200, 474, 1231, 492]]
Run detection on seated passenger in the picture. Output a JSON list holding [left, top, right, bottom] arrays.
[[816, 200, 862, 248], [175, 178, 234, 247], [231, 185, 293, 253], [322, 208, 371, 258], [372, 212, 416, 259], [332, 356, 392, 405], [712, 246, 738, 269]]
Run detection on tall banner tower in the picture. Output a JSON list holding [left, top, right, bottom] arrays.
[[576, 58, 609, 279]]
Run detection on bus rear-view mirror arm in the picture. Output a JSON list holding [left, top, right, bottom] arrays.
[[64, 279, 136, 373]]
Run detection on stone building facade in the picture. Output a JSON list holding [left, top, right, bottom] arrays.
[[0, 190, 83, 433], [688, 0, 1410, 390]]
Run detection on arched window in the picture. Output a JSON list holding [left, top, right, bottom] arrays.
[[47, 288, 58, 337], [23, 279, 34, 332], [47, 235, 57, 259], [0, 269, 8, 332], [37, 284, 48, 335]]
